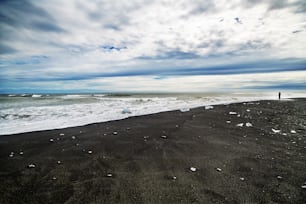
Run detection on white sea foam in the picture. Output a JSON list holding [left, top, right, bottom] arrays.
[[0, 92, 304, 135]]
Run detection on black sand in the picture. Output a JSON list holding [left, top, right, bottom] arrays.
[[0, 99, 306, 203]]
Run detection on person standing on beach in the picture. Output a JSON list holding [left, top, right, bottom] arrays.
[[278, 92, 281, 100]]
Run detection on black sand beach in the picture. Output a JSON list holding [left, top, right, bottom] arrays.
[[0, 99, 306, 204]]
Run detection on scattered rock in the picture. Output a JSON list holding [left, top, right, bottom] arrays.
[[161, 135, 167, 139], [9, 152, 14, 157], [216, 168, 222, 172], [19, 151, 24, 155], [59, 133, 64, 136], [301, 182, 306, 189], [236, 123, 244, 127], [113, 131, 118, 135], [49, 138, 54, 142], [57, 161, 61, 164], [107, 173, 112, 177], [190, 167, 197, 172], [226, 120, 231, 123], [246, 122, 253, 127], [277, 176, 283, 180], [52, 177, 57, 180], [290, 130, 297, 134], [88, 150, 93, 154], [272, 128, 281, 133], [71, 136, 76, 140], [172, 176, 177, 180], [28, 164, 36, 168], [180, 108, 190, 112], [229, 112, 237, 115], [205, 105, 214, 110], [246, 109, 251, 112], [240, 177, 245, 181]]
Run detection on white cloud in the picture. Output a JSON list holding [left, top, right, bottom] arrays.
[[0, 0, 306, 92]]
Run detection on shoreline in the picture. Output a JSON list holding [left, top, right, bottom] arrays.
[[0, 97, 298, 136], [1, 99, 306, 203]]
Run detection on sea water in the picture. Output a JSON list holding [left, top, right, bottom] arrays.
[[0, 92, 304, 135]]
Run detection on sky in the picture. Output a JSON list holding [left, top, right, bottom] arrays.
[[0, 0, 306, 93]]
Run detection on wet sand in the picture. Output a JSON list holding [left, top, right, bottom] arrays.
[[0, 99, 306, 203]]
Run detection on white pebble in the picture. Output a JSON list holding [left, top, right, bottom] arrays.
[[107, 173, 112, 177], [59, 133, 64, 136], [226, 121, 231, 123], [290, 130, 296, 134], [246, 109, 250, 112], [49, 138, 54, 142], [272, 128, 281, 133], [277, 176, 283, 179], [71, 136, 76, 140], [205, 105, 214, 110], [19, 151, 24, 155], [28, 164, 36, 168], [236, 123, 244, 127], [246, 122, 253, 127], [240, 177, 245, 181], [190, 167, 197, 172], [216, 168, 222, 172], [229, 112, 237, 115], [172, 176, 177, 180], [57, 161, 61, 164], [113, 131, 118, 135], [161, 135, 167, 139], [88, 150, 93, 154]]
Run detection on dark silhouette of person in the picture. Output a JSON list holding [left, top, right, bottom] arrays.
[[278, 92, 281, 100]]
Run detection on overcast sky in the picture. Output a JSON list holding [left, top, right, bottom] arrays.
[[0, 0, 306, 93]]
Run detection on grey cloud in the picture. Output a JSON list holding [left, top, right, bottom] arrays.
[[0, 0, 65, 32], [0, 44, 16, 54], [138, 50, 200, 60]]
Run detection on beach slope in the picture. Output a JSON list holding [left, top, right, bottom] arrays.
[[0, 99, 305, 203]]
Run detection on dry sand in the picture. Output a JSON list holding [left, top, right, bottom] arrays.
[[0, 99, 306, 203]]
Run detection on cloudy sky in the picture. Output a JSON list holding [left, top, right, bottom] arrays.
[[0, 0, 306, 93]]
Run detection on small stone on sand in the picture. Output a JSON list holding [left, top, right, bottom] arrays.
[[301, 182, 306, 189], [59, 133, 64, 136], [236, 123, 244, 127], [229, 112, 237, 115], [205, 105, 214, 110], [172, 176, 177, 180], [88, 150, 93, 154], [71, 136, 76, 140], [19, 151, 23, 155], [49, 138, 54, 142], [57, 161, 61, 164], [277, 176, 283, 179], [180, 108, 190, 112], [226, 121, 231, 123], [240, 177, 245, 181], [216, 168, 222, 172], [161, 135, 167, 139], [272, 128, 281, 133], [28, 164, 36, 168], [107, 173, 112, 177], [190, 167, 197, 172], [52, 177, 57, 180], [290, 130, 296, 134], [113, 131, 118, 135], [246, 122, 253, 127]]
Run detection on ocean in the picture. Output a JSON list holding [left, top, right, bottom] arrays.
[[0, 92, 304, 135]]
